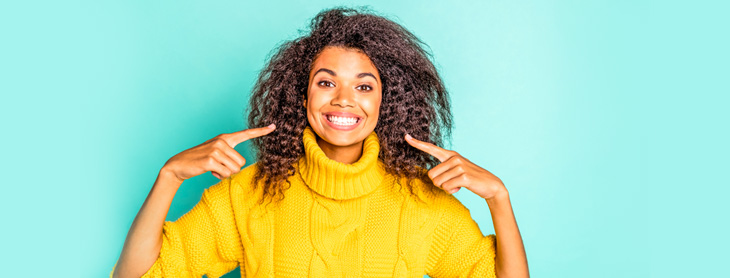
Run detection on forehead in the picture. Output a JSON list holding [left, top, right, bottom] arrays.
[[310, 46, 380, 79]]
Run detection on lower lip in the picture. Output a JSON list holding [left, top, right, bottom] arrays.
[[322, 114, 361, 131]]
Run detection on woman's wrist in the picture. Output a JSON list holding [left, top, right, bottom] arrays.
[[157, 166, 184, 190], [485, 188, 510, 208]]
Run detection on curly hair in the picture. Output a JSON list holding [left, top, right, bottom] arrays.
[[246, 6, 453, 204]]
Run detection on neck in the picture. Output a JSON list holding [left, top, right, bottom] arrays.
[[299, 126, 386, 200], [315, 136, 364, 164]]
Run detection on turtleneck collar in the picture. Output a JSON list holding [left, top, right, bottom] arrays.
[[296, 126, 386, 200]]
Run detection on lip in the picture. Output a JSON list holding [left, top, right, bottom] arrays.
[[321, 112, 363, 131], [323, 111, 363, 119]]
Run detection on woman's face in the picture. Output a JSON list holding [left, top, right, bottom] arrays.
[[305, 46, 382, 148]]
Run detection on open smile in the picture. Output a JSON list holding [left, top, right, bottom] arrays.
[[322, 112, 363, 131]]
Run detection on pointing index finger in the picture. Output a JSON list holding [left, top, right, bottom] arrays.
[[405, 133, 453, 162], [227, 124, 276, 147]]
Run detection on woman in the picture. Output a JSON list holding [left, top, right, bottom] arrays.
[[111, 7, 528, 278]]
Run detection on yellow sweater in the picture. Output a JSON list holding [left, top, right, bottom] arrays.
[[111, 126, 496, 278]]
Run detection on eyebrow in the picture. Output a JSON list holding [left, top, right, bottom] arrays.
[[313, 68, 378, 82]]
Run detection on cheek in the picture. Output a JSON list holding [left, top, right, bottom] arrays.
[[373, 102, 382, 120], [357, 95, 381, 131], [306, 91, 330, 125], [366, 95, 382, 120], [306, 91, 325, 112], [310, 84, 332, 101]]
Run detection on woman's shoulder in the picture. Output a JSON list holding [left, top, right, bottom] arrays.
[[229, 162, 260, 188], [396, 176, 480, 239], [215, 162, 268, 206], [399, 175, 468, 213]]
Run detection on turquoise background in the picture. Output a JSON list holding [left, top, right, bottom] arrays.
[[1, 0, 727, 277]]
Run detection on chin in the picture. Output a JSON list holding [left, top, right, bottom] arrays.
[[313, 122, 374, 147], [321, 129, 368, 146]]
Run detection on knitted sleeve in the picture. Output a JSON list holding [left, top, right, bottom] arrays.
[[110, 177, 244, 278], [426, 195, 497, 278]]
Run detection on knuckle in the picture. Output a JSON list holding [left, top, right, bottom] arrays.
[[442, 178, 452, 186], [213, 138, 227, 147], [213, 134, 228, 143], [435, 179, 444, 187]]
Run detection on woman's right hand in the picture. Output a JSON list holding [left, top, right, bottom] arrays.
[[161, 124, 276, 183]]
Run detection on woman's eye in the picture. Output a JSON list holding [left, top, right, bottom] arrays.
[[318, 81, 334, 87], [317, 81, 371, 91]]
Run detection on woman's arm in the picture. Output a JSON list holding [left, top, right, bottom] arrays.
[[112, 125, 276, 278], [486, 190, 529, 278], [112, 169, 182, 278], [404, 134, 529, 277]]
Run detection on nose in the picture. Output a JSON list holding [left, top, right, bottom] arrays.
[[331, 86, 356, 108]]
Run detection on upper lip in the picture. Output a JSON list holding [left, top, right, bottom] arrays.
[[323, 111, 363, 119]]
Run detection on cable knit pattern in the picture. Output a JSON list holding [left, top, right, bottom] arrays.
[[110, 126, 496, 277]]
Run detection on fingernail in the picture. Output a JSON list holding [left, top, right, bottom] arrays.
[[405, 134, 412, 140], [268, 124, 275, 129]]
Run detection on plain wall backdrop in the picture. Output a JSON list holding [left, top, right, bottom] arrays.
[[1, 0, 727, 277]]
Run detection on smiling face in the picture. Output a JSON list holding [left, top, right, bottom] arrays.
[[305, 46, 382, 152]]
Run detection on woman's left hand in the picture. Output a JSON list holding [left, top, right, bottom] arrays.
[[405, 133, 507, 200]]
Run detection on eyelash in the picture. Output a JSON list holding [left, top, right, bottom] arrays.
[[318, 80, 373, 91]]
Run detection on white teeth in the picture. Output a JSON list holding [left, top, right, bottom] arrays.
[[326, 115, 359, 126]]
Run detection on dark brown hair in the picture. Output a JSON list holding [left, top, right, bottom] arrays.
[[246, 6, 452, 203]]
